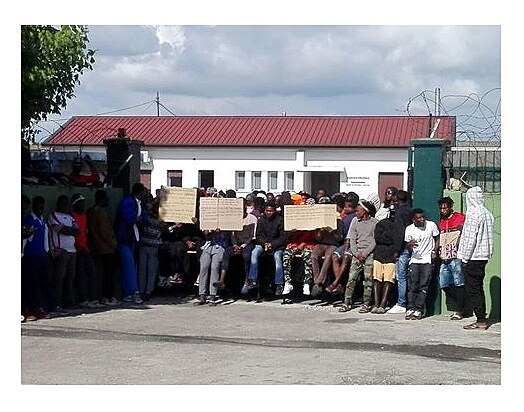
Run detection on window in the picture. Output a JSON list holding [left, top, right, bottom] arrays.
[[167, 170, 183, 187], [235, 171, 245, 190], [268, 171, 278, 191], [284, 171, 294, 191], [199, 170, 214, 189], [252, 171, 262, 190]]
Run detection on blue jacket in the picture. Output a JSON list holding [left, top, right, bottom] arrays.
[[115, 196, 143, 245]]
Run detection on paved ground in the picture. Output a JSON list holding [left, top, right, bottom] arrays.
[[20, 292, 501, 386]]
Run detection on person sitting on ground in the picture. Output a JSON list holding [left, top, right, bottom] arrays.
[[328, 193, 359, 294], [213, 199, 258, 292], [371, 208, 401, 313], [338, 199, 378, 314], [282, 227, 317, 296], [195, 228, 233, 306], [243, 201, 288, 296], [311, 196, 344, 297]]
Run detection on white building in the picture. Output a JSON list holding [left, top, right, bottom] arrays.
[[43, 115, 456, 200]]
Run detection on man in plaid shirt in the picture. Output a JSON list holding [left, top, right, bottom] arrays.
[[457, 187, 494, 330]]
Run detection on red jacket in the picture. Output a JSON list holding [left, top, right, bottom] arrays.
[[286, 230, 316, 249]]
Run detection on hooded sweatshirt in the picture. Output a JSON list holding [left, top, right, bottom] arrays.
[[457, 187, 494, 262]]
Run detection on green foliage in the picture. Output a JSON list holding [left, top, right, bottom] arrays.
[[21, 25, 96, 141]]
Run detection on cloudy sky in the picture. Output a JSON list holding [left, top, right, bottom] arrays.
[[35, 23, 501, 142]]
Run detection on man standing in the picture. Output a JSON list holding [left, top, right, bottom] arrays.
[[87, 189, 120, 305], [437, 197, 467, 320], [404, 209, 440, 320], [457, 187, 494, 330], [115, 183, 148, 304], [388, 190, 413, 314]]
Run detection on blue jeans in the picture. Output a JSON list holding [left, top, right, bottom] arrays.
[[439, 258, 465, 288], [395, 248, 411, 307], [248, 245, 284, 286]]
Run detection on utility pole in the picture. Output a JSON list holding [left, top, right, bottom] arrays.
[[434, 87, 441, 116], [156, 92, 160, 116]]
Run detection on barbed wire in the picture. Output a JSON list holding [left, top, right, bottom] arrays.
[[405, 88, 501, 146]]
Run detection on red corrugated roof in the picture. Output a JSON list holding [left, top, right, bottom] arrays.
[[43, 115, 455, 147]]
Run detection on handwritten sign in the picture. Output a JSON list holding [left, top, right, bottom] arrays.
[[199, 197, 244, 231], [284, 204, 338, 231], [159, 187, 197, 223]]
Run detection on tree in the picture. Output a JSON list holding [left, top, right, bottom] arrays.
[[21, 25, 96, 141]]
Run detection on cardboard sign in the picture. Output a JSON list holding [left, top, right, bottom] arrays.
[[284, 204, 338, 231], [158, 187, 197, 223], [199, 197, 244, 231], [439, 230, 461, 260]]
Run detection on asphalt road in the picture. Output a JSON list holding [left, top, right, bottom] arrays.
[[21, 293, 501, 386]]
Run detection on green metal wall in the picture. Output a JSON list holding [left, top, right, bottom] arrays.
[[21, 185, 124, 222], [441, 189, 501, 320]]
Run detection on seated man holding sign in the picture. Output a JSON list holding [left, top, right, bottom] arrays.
[[243, 201, 288, 296]]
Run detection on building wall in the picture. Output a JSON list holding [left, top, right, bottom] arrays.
[[147, 146, 409, 198]]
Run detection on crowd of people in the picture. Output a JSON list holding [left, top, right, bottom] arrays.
[[21, 182, 494, 330]]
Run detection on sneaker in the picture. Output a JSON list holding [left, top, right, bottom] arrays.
[[371, 306, 379, 314], [208, 296, 218, 306], [133, 292, 143, 304], [158, 276, 168, 287], [411, 310, 422, 320], [376, 307, 386, 314], [25, 314, 37, 322], [240, 284, 250, 295], [275, 285, 284, 296], [405, 309, 415, 320], [388, 304, 407, 314], [122, 295, 134, 303], [283, 281, 293, 295], [302, 284, 311, 296], [311, 284, 323, 297], [245, 280, 258, 290], [102, 297, 119, 306]]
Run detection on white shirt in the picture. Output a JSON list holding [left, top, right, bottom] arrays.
[[405, 220, 439, 264], [48, 212, 77, 253]]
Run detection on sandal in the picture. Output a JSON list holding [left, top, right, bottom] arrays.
[[338, 303, 351, 313], [325, 284, 336, 293], [463, 322, 488, 330], [450, 313, 463, 320], [358, 304, 370, 314]]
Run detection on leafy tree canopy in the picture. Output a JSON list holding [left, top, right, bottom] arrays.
[[21, 25, 95, 141]]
